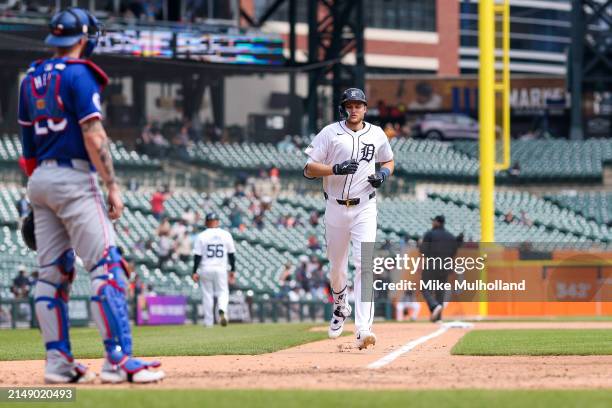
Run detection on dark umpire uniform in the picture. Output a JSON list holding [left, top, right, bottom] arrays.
[[419, 215, 462, 322]]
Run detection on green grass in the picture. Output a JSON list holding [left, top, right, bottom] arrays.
[[452, 329, 612, 356], [0, 323, 333, 361], [2, 390, 612, 408], [465, 316, 612, 322]]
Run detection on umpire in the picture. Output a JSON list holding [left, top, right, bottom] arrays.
[[419, 215, 462, 322]]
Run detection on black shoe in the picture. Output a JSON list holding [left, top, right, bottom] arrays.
[[430, 304, 443, 322], [219, 310, 228, 327]]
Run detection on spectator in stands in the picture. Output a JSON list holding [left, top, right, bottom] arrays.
[[253, 212, 265, 230], [170, 219, 187, 239], [309, 211, 320, 227], [151, 188, 169, 220], [29, 270, 39, 287], [182, 206, 197, 227], [15, 193, 30, 226], [156, 230, 173, 270], [11, 266, 30, 299], [150, 126, 169, 155], [270, 167, 280, 196], [276, 215, 288, 228], [309, 258, 325, 287], [229, 205, 244, 229], [295, 255, 309, 292], [130, 273, 144, 300], [503, 211, 515, 224], [278, 262, 295, 296], [171, 125, 191, 160], [173, 221, 192, 263], [138, 122, 154, 154], [234, 184, 246, 198], [519, 210, 533, 227], [294, 214, 304, 228], [157, 216, 172, 237], [260, 196, 273, 213], [307, 235, 321, 251]]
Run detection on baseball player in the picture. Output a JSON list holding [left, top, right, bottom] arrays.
[[304, 88, 394, 349], [18, 8, 164, 383], [192, 213, 236, 327]]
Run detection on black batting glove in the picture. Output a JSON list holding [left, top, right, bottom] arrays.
[[368, 171, 386, 188], [333, 159, 359, 175]]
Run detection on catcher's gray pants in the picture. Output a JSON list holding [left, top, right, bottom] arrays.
[[27, 162, 118, 374]]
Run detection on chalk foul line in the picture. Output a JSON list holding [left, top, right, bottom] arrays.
[[367, 321, 474, 369]]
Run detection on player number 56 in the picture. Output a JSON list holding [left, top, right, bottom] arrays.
[[206, 244, 224, 258]]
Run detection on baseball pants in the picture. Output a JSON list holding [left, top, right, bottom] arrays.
[[27, 163, 121, 370], [324, 198, 377, 333], [199, 269, 229, 327]]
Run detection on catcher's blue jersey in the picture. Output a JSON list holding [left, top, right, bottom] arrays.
[[18, 57, 108, 164]]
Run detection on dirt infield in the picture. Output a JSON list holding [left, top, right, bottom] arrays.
[[2, 321, 612, 390]]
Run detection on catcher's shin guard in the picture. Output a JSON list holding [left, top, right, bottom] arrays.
[[34, 249, 94, 382], [34, 249, 76, 359], [90, 246, 162, 382]]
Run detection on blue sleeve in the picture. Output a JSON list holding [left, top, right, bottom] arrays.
[[21, 126, 36, 159], [17, 79, 32, 126], [70, 67, 103, 124]]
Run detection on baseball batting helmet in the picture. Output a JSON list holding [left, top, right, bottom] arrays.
[[46, 8, 102, 57], [21, 210, 36, 251], [338, 88, 367, 119]]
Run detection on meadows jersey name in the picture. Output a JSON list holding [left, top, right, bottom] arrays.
[[18, 57, 108, 166], [193, 228, 236, 271], [305, 121, 394, 200]]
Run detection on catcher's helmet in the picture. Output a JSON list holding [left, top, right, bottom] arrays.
[[339, 88, 367, 118], [205, 213, 219, 222], [46, 8, 102, 57], [21, 211, 36, 251]]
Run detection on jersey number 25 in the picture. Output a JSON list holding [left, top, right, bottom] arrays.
[[34, 119, 68, 136]]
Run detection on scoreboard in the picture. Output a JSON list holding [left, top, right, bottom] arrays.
[[96, 29, 285, 65]]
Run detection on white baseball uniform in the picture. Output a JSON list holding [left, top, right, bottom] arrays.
[[192, 227, 236, 327], [305, 120, 393, 333]]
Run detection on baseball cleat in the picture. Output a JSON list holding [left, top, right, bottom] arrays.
[[355, 330, 377, 350], [100, 358, 165, 384], [44, 363, 96, 384], [100, 368, 165, 384], [328, 303, 352, 339], [219, 310, 228, 327], [430, 304, 443, 322]]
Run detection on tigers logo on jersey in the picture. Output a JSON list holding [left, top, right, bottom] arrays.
[[36, 99, 46, 109], [359, 142, 375, 162]]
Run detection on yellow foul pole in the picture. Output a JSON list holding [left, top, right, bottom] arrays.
[[479, 0, 495, 244], [479, 0, 496, 316]]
